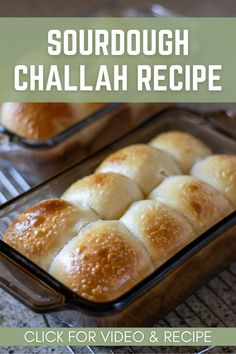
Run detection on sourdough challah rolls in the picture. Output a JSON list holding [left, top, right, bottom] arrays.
[[62, 172, 143, 219], [149, 176, 233, 235], [149, 131, 212, 173], [191, 155, 236, 208], [3, 199, 98, 270], [3, 125, 236, 303], [121, 200, 196, 267], [96, 144, 182, 195], [50, 220, 154, 302], [0, 102, 105, 140]]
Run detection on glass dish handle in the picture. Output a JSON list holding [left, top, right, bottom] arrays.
[[0, 251, 66, 312]]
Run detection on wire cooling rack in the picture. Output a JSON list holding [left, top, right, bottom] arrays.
[[0, 166, 31, 203], [1, 167, 236, 354]]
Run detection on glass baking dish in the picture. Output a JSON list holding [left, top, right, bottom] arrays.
[[0, 107, 235, 327], [0, 103, 168, 188]]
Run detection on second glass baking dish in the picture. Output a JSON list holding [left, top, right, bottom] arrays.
[[0, 103, 168, 188], [0, 107, 235, 327]]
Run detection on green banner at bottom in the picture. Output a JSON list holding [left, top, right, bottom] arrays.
[[0, 327, 236, 346]]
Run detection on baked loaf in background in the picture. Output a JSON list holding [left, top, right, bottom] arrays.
[[0, 102, 105, 140], [191, 155, 236, 208], [0, 103, 169, 186], [3, 130, 235, 302]]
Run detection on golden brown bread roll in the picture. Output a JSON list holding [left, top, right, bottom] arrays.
[[3, 199, 98, 270], [49, 220, 154, 302], [96, 144, 182, 195], [121, 200, 196, 267], [0, 102, 105, 140], [191, 155, 236, 208], [149, 130, 212, 173], [149, 176, 233, 235], [62, 172, 143, 219]]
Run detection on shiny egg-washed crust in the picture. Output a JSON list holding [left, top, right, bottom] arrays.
[[96, 144, 182, 195], [121, 200, 196, 267], [149, 176, 234, 235], [149, 130, 212, 173], [3, 199, 98, 270], [62, 172, 143, 220], [191, 155, 236, 208], [0, 102, 105, 140], [49, 220, 154, 302]]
